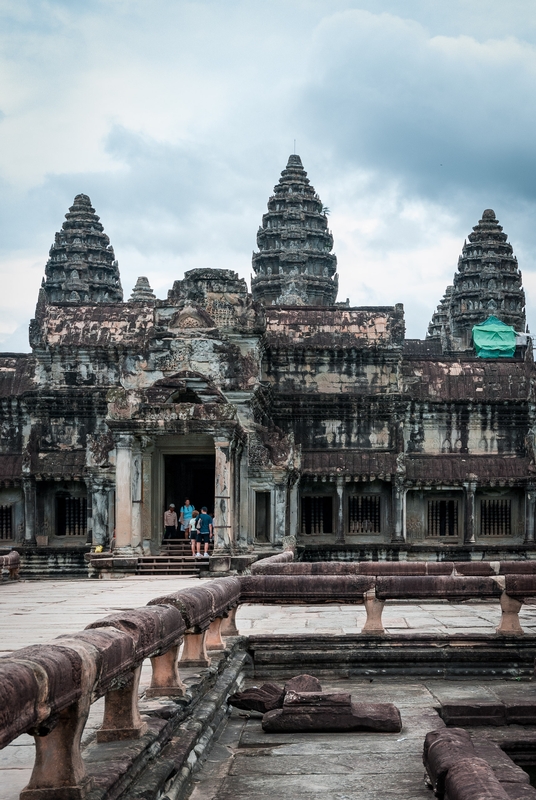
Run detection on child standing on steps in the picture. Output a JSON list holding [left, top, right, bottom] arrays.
[[188, 510, 200, 558]]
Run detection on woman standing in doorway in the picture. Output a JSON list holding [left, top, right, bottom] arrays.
[[179, 498, 195, 539]]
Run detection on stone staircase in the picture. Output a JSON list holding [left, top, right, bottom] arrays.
[[135, 539, 213, 576]]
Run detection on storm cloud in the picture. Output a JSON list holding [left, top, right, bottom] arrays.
[[1, 0, 536, 349]]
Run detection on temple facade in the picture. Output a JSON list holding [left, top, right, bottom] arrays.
[[1, 156, 535, 573]]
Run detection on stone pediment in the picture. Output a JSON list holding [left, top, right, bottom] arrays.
[[168, 306, 215, 330]]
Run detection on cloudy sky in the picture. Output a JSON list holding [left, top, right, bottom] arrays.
[[1, 0, 536, 349]]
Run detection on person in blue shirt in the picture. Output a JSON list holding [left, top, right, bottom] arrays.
[[195, 507, 213, 558], [179, 498, 195, 539]]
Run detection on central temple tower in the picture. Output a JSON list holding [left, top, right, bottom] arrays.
[[251, 155, 338, 306]]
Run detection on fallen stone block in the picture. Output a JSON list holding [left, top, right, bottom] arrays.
[[227, 682, 285, 713], [284, 674, 322, 693], [228, 674, 323, 713], [262, 691, 402, 733]]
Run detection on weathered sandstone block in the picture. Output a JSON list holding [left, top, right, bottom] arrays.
[[262, 691, 401, 733], [423, 728, 474, 796], [444, 757, 510, 800], [239, 574, 374, 605], [228, 683, 285, 713]]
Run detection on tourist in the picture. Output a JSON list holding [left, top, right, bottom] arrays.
[[195, 506, 213, 558], [179, 498, 195, 539], [163, 504, 178, 540], [188, 510, 200, 557]]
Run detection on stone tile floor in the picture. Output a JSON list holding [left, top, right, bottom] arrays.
[[190, 676, 536, 800], [2, 577, 536, 799]]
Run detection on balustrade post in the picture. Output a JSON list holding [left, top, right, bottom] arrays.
[[147, 644, 185, 697], [220, 607, 239, 636], [179, 631, 211, 667], [97, 665, 147, 742], [496, 592, 524, 636], [206, 617, 225, 650], [361, 589, 385, 634]]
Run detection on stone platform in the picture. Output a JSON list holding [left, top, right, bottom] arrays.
[[3, 578, 536, 800]]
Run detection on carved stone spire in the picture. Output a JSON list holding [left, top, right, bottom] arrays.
[[427, 286, 453, 342], [42, 194, 123, 304], [428, 209, 525, 349], [251, 155, 338, 306], [129, 276, 156, 303]]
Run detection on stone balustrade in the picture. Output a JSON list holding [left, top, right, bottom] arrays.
[[0, 549, 20, 580], [0, 578, 239, 799], [250, 549, 295, 574], [1, 564, 536, 798]]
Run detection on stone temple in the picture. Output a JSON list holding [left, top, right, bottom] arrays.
[[0, 154, 535, 577]]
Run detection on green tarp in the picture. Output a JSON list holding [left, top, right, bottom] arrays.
[[472, 315, 516, 358]]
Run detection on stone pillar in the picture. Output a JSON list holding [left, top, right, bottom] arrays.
[[141, 445, 154, 553], [22, 477, 36, 544], [89, 479, 109, 547], [525, 485, 536, 544], [335, 476, 345, 544], [273, 479, 287, 546], [289, 479, 299, 540], [131, 443, 142, 552], [463, 480, 477, 544], [238, 447, 250, 548], [391, 479, 405, 542], [213, 438, 233, 552], [115, 436, 133, 553]]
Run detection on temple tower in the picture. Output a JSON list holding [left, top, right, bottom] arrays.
[[251, 155, 338, 306], [129, 276, 156, 302], [428, 209, 525, 349], [42, 194, 123, 304]]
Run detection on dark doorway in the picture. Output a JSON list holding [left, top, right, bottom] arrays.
[[255, 491, 271, 542], [164, 454, 215, 517]]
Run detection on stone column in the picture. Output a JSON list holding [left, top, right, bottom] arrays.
[[131, 443, 142, 553], [391, 479, 405, 542], [89, 479, 109, 547], [335, 476, 345, 544], [141, 444, 154, 553], [289, 479, 299, 540], [115, 436, 134, 553], [238, 447, 250, 548], [213, 438, 233, 552], [525, 485, 536, 544], [273, 479, 287, 546], [22, 477, 36, 544], [463, 480, 477, 544]]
